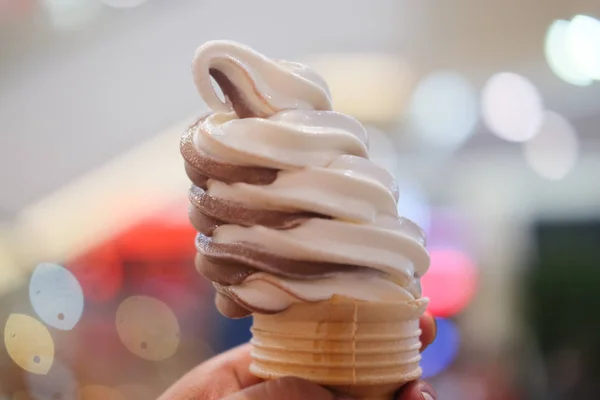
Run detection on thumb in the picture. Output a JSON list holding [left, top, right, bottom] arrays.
[[222, 376, 352, 400]]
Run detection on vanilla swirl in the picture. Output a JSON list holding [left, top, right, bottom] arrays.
[[183, 40, 429, 318]]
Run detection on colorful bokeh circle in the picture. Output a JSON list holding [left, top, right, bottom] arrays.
[[422, 248, 478, 317], [421, 318, 460, 378]]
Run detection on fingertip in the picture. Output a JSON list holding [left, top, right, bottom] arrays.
[[395, 380, 437, 400], [419, 313, 437, 351]]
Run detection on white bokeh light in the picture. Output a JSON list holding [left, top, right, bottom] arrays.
[[397, 182, 431, 235], [409, 71, 478, 149], [103, 0, 149, 8], [545, 20, 594, 86], [29, 263, 84, 331], [523, 111, 579, 180], [482, 72, 544, 142], [43, 0, 102, 30], [566, 15, 600, 80]]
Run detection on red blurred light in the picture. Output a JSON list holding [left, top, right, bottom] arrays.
[[117, 202, 204, 315], [66, 201, 199, 306], [127, 261, 206, 317], [421, 248, 478, 317], [116, 201, 196, 261], [116, 222, 196, 261], [67, 242, 123, 303]]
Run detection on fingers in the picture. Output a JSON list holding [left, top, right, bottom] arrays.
[[222, 376, 347, 400], [419, 312, 437, 351], [395, 380, 437, 400], [158, 343, 262, 400]]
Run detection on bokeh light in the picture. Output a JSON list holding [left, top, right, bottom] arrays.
[[29, 262, 84, 331], [397, 182, 432, 236], [115, 296, 180, 361], [426, 208, 472, 250], [43, 0, 102, 30], [117, 217, 195, 261], [409, 71, 478, 149], [523, 111, 579, 180], [25, 358, 77, 400], [545, 20, 594, 86], [117, 215, 200, 316], [4, 314, 54, 375], [102, 0, 149, 8], [421, 318, 460, 378], [421, 248, 478, 317], [566, 15, 600, 81], [79, 385, 125, 400], [75, 313, 126, 369], [130, 263, 200, 318], [68, 243, 123, 303], [481, 72, 544, 142]]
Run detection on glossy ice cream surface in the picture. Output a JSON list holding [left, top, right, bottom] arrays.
[[181, 40, 429, 318]]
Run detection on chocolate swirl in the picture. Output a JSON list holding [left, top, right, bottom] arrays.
[[182, 40, 429, 318]]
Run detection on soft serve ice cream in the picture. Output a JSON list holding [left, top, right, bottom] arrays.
[[181, 40, 429, 318]]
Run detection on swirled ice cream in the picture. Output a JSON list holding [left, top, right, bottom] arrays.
[[181, 40, 429, 318]]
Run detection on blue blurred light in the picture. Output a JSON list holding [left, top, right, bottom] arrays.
[[397, 182, 431, 236], [421, 318, 460, 378], [213, 314, 253, 353], [29, 262, 84, 331], [409, 71, 478, 149]]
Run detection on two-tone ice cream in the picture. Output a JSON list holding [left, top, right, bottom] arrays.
[[181, 40, 429, 319]]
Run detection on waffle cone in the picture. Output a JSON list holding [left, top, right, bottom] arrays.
[[250, 295, 428, 400]]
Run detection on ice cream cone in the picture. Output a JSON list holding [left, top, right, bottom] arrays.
[[185, 40, 432, 399], [250, 295, 428, 400]]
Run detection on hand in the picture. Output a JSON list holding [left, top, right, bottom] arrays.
[[159, 313, 438, 400]]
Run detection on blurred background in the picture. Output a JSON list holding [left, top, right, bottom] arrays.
[[1, 0, 600, 399]]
